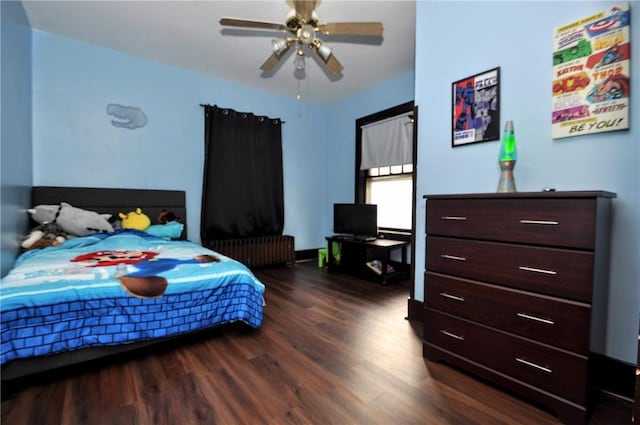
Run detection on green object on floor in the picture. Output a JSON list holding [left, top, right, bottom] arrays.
[[318, 248, 328, 267], [332, 241, 341, 264]]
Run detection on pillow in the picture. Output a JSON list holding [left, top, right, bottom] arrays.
[[145, 222, 184, 239], [28, 202, 114, 237]]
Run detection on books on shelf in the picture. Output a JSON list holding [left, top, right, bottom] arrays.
[[366, 260, 395, 275]]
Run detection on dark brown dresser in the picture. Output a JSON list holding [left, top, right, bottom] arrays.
[[422, 191, 615, 425]]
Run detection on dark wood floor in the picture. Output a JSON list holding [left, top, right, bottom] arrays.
[[1, 261, 633, 425]]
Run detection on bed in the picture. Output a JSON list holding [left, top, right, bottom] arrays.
[[0, 186, 266, 381]]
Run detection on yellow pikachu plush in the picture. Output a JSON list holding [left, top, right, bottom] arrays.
[[119, 208, 151, 231]]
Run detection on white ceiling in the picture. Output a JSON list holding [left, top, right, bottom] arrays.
[[21, 0, 416, 105]]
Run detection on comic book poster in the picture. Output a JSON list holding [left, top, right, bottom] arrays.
[[552, 3, 630, 139], [452, 67, 500, 147]]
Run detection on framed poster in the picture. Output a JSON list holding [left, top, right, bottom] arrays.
[[552, 3, 630, 139], [452, 67, 500, 147]]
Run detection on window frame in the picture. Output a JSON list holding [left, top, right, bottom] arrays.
[[355, 101, 417, 241]]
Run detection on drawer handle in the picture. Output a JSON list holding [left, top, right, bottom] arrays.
[[515, 357, 552, 374], [520, 219, 559, 225], [441, 254, 466, 262], [439, 292, 465, 302], [518, 266, 557, 275], [440, 330, 464, 340], [517, 312, 555, 325], [441, 216, 467, 221]]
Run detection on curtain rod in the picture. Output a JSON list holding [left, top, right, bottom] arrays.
[[199, 104, 285, 123]]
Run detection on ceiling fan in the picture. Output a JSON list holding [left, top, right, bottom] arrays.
[[219, 0, 383, 76]]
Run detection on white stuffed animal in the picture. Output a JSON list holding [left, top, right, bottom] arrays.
[[29, 202, 114, 237]]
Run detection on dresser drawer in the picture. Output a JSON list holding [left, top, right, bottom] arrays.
[[424, 309, 588, 404], [426, 236, 594, 301], [426, 198, 597, 249], [425, 272, 591, 353]]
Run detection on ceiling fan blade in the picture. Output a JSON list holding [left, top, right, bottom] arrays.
[[310, 44, 343, 74], [293, 0, 318, 23], [324, 54, 343, 74], [260, 53, 283, 72], [220, 18, 288, 31], [318, 22, 384, 36]]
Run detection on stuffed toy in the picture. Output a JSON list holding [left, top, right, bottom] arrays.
[[157, 209, 182, 225], [21, 222, 69, 250], [119, 208, 151, 231], [146, 221, 184, 239], [28, 202, 113, 237], [145, 209, 184, 239]]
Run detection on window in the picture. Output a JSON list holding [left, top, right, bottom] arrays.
[[355, 101, 416, 236], [366, 164, 413, 231]]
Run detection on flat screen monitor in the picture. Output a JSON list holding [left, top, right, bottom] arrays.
[[333, 203, 378, 239]]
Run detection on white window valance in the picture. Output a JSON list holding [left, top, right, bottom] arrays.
[[360, 112, 413, 170]]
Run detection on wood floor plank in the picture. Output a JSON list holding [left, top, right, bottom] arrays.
[[1, 261, 633, 425]]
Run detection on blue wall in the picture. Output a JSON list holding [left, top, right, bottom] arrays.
[[30, 30, 328, 252], [30, 29, 415, 251], [415, 1, 639, 363], [0, 1, 32, 277], [2, 25, 413, 277]]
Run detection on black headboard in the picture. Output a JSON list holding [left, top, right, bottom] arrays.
[[31, 186, 187, 239]]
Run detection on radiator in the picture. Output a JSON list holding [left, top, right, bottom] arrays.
[[205, 235, 295, 268]]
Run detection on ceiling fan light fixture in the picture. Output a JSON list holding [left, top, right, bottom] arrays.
[[317, 43, 332, 61], [271, 38, 289, 55], [293, 51, 306, 70], [297, 24, 316, 45]]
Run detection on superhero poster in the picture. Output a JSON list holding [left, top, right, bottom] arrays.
[[452, 67, 500, 147], [552, 2, 630, 139]]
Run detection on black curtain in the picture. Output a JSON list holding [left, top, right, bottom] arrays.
[[201, 105, 284, 243]]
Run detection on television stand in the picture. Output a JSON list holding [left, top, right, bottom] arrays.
[[354, 236, 377, 242], [325, 236, 410, 284]]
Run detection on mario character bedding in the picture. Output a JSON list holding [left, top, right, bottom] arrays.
[[0, 230, 265, 365]]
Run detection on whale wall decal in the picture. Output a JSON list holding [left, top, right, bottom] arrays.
[[107, 104, 148, 129]]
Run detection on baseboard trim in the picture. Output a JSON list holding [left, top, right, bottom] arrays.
[[407, 298, 423, 322], [590, 352, 636, 400], [295, 249, 318, 262]]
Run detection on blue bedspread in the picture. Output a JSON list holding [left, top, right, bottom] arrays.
[[0, 230, 265, 365]]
